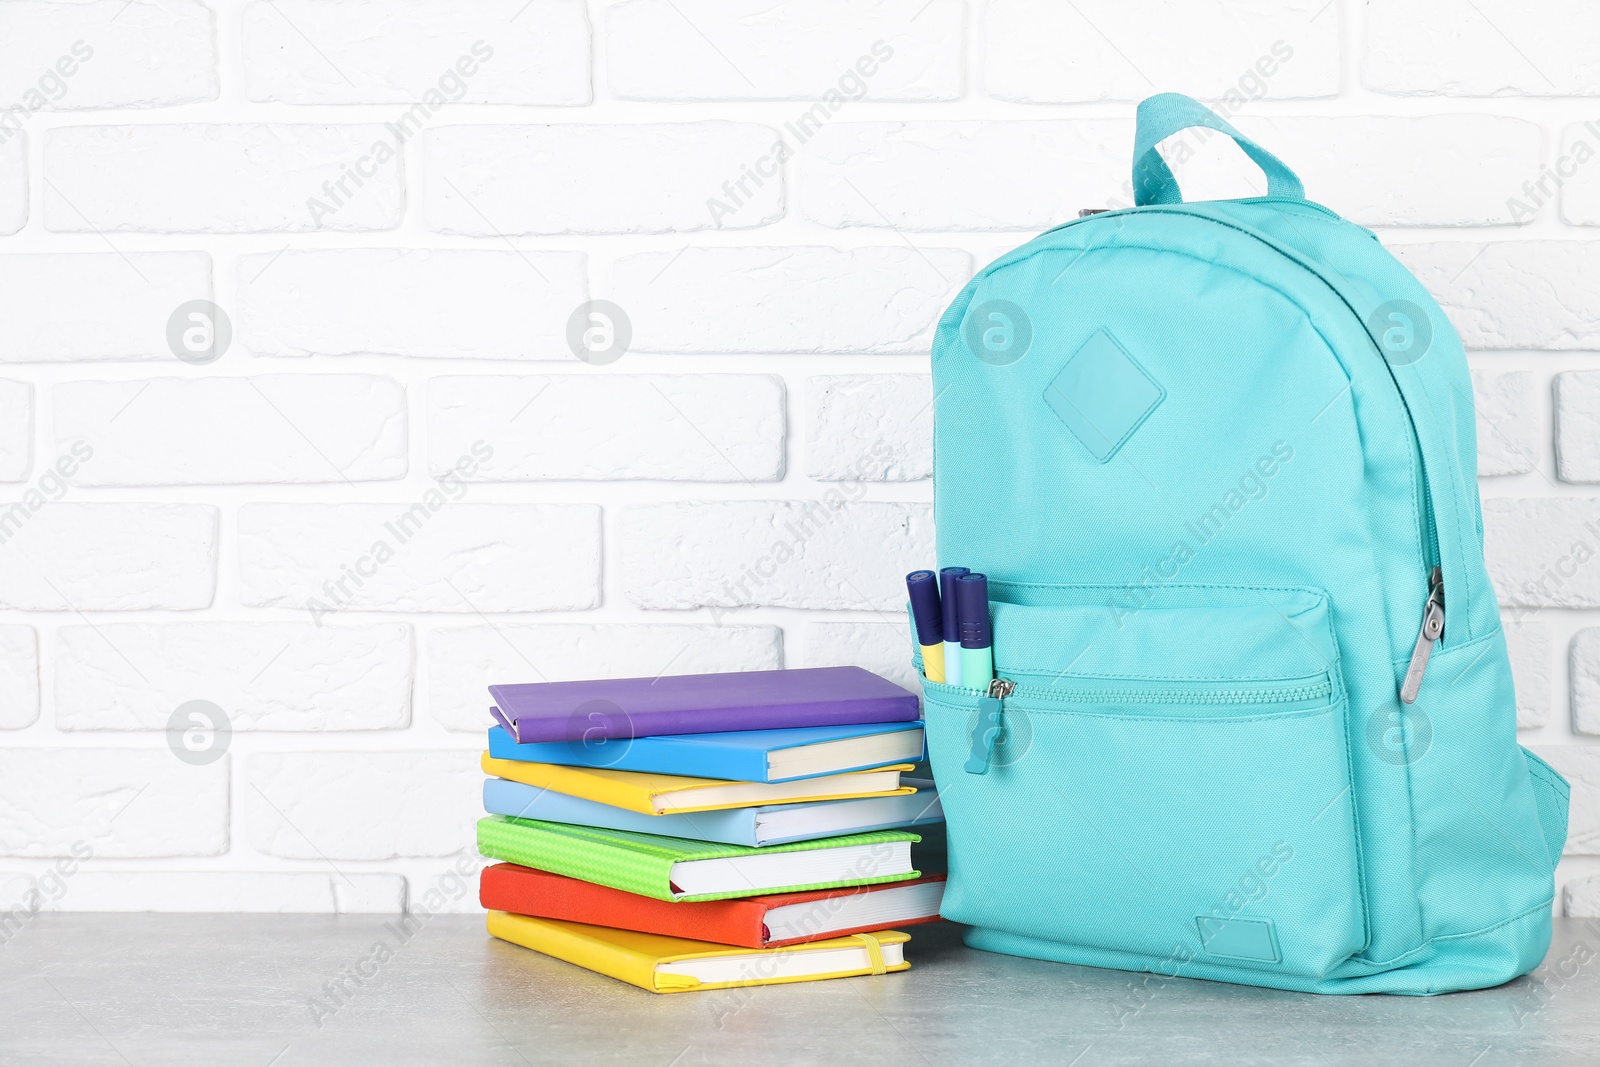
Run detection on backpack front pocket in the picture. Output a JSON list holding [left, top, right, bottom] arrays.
[[918, 587, 1367, 980]]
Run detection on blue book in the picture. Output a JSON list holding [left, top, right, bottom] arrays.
[[482, 777, 943, 848], [485, 721, 925, 783]]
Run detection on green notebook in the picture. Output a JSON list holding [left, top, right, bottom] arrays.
[[476, 816, 920, 902]]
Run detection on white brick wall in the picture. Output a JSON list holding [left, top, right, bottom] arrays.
[[621, 500, 934, 609], [1364, 0, 1600, 97], [801, 621, 920, 694], [1556, 372, 1600, 483], [0, 0, 1597, 913], [55, 622, 413, 731], [1505, 622, 1552, 729], [1570, 629, 1600, 736], [0, 504, 216, 610], [240, 0, 591, 106], [44, 125, 405, 233], [245, 751, 482, 859], [1393, 243, 1600, 350], [804, 375, 932, 481], [605, 0, 963, 101], [608, 246, 968, 352], [1485, 500, 1600, 607], [984, 0, 1339, 103], [0, 1, 217, 109], [424, 123, 784, 234], [0, 378, 32, 480], [0, 625, 38, 729], [427, 374, 785, 481], [1221, 116, 1543, 227], [1473, 369, 1539, 477], [237, 249, 586, 359], [1560, 121, 1600, 226], [0, 748, 228, 857], [0, 253, 211, 362], [0, 137, 24, 236], [238, 503, 601, 613], [798, 121, 1126, 231], [55, 375, 408, 485]]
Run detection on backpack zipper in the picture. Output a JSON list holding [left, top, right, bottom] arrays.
[[1076, 196, 1347, 224], [1399, 566, 1445, 704], [961, 674, 1335, 774], [964, 678, 1014, 775], [1046, 202, 1450, 702]]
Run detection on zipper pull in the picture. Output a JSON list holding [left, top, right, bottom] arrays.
[[1400, 568, 1445, 705], [965, 679, 1015, 775]]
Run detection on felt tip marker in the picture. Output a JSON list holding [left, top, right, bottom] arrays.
[[906, 570, 945, 683], [957, 572, 994, 687], [940, 567, 969, 688]]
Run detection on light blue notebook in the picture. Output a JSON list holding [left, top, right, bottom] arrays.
[[482, 776, 943, 847], [485, 721, 925, 783]]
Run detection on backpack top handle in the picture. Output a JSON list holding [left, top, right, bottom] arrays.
[[1132, 92, 1306, 207]]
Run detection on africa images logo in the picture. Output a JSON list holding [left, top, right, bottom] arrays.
[[1366, 299, 1433, 367], [963, 300, 1033, 366]]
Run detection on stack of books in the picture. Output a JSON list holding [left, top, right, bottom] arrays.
[[474, 666, 947, 994]]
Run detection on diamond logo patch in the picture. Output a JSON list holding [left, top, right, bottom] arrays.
[[1043, 328, 1164, 463]]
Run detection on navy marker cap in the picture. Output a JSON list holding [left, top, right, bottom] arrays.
[[906, 570, 942, 646], [956, 572, 992, 649]]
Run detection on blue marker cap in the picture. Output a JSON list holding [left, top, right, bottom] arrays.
[[906, 570, 942, 646], [957, 572, 992, 649], [939, 567, 969, 640]]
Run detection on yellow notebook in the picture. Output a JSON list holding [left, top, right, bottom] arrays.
[[486, 911, 911, 993], [480, 753, 915, 814]]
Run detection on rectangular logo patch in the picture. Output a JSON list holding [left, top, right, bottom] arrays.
[[1196, 916, 1280, 964]]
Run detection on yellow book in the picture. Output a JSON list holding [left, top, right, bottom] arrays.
[[480, 753, 915, 814], [486, 911, 911, 993]]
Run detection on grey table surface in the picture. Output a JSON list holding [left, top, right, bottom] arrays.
[[3, 914, 1598, 1066]]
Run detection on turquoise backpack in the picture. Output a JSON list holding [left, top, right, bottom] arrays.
[[918, 94, 1570, 994]]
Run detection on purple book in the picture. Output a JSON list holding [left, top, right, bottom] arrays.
[[487, 666, 919, 744]]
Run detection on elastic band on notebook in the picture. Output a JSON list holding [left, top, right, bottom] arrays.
[[850, 933, 888, 975]]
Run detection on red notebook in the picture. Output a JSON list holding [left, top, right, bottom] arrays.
[[479, 863, 945, 949]]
